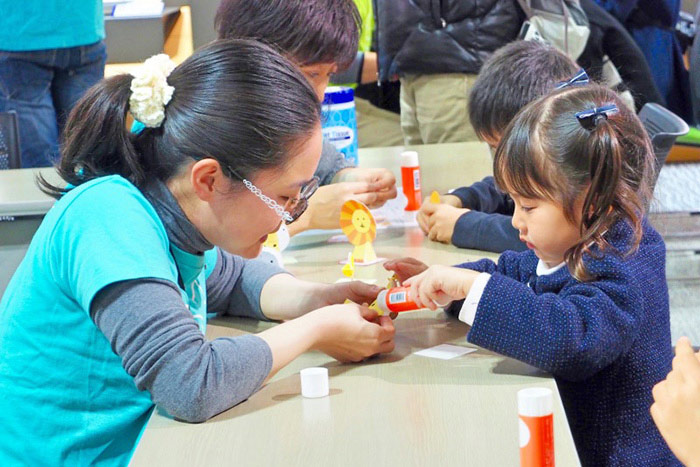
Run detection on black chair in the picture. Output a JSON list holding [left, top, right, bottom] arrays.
[[0, 111, 21, 170], [638, 103, 689, 184]]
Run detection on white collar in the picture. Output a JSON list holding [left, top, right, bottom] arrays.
[[536, 260, 566, 276]]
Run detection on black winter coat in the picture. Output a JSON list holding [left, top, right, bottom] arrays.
[[376, 0, 524, 80]]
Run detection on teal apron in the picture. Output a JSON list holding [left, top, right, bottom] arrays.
[[170, 244, 207, 333]]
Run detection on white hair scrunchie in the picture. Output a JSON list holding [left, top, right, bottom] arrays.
[[129, 54, 176, 128]]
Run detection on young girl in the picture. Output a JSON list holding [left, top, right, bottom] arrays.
[[387, 85, 677, 465], [0, 40, 394, 466]]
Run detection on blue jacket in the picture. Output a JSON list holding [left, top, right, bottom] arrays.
[[449, 176, 525, 253], [448, 219, 678, 465], [595, 0, 691, 121]]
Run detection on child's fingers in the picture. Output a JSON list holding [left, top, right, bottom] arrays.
[[418, 282, 439, 311], [431, 290, 452, 308], [417, 211, 430, 234], [421, 202, 438, 215], [665, 367, 685, 394], [406, 279, 422, 307], [673, 338, 700, 380], [652, 379, 669, 404], [676, 336, 694, 356]]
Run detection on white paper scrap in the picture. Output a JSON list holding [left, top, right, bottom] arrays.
[[414, 344, 477, 360]]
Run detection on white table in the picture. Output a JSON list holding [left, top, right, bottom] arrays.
[[130, 142, 580, 466]]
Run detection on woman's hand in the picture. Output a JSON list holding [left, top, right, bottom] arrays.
[[261, 275, 382, 321], [320, 281, 382, 307], [651, 337, 700, 466], [402, 265, 480, 310], [258, 301, 395, 381], [309, 303, 395, 362], [332, 167, 397, 209], [383, 257, 429, 284]]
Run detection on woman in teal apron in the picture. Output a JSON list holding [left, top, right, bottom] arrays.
[[0, 39, 395, 466]]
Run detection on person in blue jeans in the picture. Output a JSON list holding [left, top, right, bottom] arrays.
[[0, 0, 106, 168]]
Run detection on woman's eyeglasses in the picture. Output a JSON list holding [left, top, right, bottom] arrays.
[[226, 165, 319, 224]]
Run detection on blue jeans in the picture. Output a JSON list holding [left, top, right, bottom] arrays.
[[0, 41, 107, 168]]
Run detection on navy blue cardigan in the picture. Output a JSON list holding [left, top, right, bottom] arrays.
[[449, 176, 526, 253], [448, 219, 678, 465]]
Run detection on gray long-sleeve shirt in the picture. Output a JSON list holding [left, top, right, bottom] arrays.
[[90, 180, 288, 422], [316, 140, 355, 185]]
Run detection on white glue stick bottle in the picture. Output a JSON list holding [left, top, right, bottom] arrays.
[[518, 387, 554, 467]]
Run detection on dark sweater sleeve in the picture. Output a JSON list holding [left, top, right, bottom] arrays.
[[448, 177, 525, 253], [331, 52, 364, 84], [91, 279, 273, 423], [467, 272, 643, 382], [315, 140, 355, 186], [445, 251, 529, 316], [452, 211, 527, 253], [449, 177, 514, 213]]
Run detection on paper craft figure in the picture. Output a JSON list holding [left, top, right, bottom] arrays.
[[263, 232, 280, 250], [339, 200, 377, 263], [386, 273, 399, 289], [261, 225, 290, 266], [430, 191, 441, 204], [341, 252, 355, 278]]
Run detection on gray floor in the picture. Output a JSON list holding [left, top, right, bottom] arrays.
[[651, 163, 700, 344]]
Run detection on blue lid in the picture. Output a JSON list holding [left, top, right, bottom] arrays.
[[322, 86, 354, 105]]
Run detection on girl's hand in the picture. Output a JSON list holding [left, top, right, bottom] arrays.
[[310, 303, 395, 362], [383, 257, 429, 283], [402, 265, 480, 310], [651, 337, 700, 466]]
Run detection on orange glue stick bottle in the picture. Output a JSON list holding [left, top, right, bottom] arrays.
[[374, 287, 422, 315], [518, 388, 555, 467], [400, 151, 422, 211]]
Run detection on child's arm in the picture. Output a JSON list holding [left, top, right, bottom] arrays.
[[451, 211, 527, 253], [467, 273, 644, 381], [409, 251, 529, 317], [450, 176, 514, 214]]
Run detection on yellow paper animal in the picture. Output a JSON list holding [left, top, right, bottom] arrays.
[[430, 191, 441, 204], [339, 200, 377, 263], [262, 232, 279, 250]]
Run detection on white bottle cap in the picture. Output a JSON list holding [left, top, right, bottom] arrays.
[[300, 367, 329, 398], [400, 150, 419, 167], [518, 387, 553, 417], [375, 289, 390, 315]]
